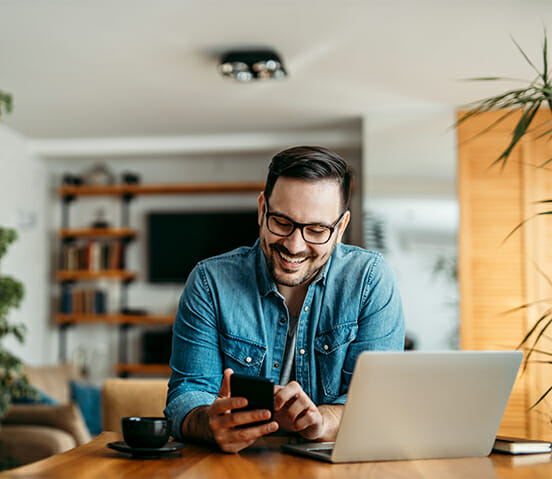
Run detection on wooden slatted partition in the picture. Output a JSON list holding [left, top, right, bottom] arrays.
[[458, 109, 552, 440]]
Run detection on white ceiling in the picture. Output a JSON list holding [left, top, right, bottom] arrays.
[[1, 0, 552, 140]]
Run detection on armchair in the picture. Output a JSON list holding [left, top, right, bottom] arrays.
[[101, 378, 168, 433]]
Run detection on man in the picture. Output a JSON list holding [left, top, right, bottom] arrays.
[[165, 146, 405, 453]]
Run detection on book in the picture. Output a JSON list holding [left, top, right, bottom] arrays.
[[493, 436, 552, 455]]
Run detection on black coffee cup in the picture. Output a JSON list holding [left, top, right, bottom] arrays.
[[121, 417, 171, 449]]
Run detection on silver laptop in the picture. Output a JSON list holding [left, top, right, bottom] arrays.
[[281, 350, 523, 463]]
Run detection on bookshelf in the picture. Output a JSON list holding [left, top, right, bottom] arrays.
[[56, 180, 265, 376]]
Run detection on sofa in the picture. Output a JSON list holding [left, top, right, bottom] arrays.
[[0, 364, 91, 467]]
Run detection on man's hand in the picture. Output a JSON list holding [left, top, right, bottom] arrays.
[[274, 381, 343, 442], [183, 369, 278, 453]]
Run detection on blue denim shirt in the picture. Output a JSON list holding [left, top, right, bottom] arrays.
[[165, 240, 405, 440]]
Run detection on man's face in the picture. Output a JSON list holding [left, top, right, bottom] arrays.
[[258, 177, 350, 288]]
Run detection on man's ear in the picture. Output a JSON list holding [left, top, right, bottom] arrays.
[[336, 210, 351, 244], [257, 192, 265, 227]]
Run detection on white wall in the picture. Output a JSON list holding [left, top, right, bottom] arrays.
[[362, 107, 459, 350], [0, 124, 52, 365]]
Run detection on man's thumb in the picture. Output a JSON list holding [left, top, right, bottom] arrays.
[[218, 368, 233, 398]]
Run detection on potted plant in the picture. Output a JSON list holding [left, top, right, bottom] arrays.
[[457, 32, 552, 408], [0, 227, 34, 419], [457, 32, 552, 169], [0, 93, 35, 422]]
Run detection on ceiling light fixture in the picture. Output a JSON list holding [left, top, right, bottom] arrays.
[[218, 49, 287, 82]]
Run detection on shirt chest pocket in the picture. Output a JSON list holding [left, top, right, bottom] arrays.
[[314, 323, 358, 399], [220, 333, 267, 376]]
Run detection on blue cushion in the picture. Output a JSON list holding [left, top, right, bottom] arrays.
[[70, 380, 102, 436]]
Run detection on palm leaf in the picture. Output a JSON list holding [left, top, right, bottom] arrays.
[[534, 126, 552, 142], [533, 260, 552, 289], [502, 298, 552, 315], [520, 314, 552, 371], [543, 33, 549, 83], [502, 213, 537, 243], [537, 158, 552, 167], [530, 385, 552, 410], [517, 307, 552, 349], [504, 210, 552, 242], [519, 346, 552, 357], [492, 101, 542, 169], [511, 35, 541, 76], [456, 109, 518, 145]]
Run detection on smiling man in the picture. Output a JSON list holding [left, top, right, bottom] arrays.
[[165, 146, 405, 453]]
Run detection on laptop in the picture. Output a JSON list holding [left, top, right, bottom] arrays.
[[281, 350, 523, 463]]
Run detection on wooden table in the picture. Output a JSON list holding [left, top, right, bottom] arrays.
[[2, 432, 552, 479]]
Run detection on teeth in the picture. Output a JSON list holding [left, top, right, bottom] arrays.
[[279, 251, 307, 264]]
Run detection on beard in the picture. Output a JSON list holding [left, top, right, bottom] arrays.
[[260, 235, 337, 288]]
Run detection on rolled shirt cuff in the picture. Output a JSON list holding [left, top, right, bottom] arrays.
[[164, 390, 216, 441], [329, 394, 347, 406]]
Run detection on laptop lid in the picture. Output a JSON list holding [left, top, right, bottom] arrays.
[[283, 350, 522, 463]]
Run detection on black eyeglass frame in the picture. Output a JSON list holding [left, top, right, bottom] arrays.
[[264, 201, 347, 245]]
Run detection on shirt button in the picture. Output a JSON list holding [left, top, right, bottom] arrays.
[[323, 344, 329, 351], [274, 362, 280, 368], [245, 357, 252, 363], [304, 306, 309, 312], [280, 317, 286, 324], [299, 349, 306, 355]]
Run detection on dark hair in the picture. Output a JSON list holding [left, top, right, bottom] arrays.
[[264, 146, 354, 210]]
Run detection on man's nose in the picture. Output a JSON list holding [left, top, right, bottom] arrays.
[[283, 227, 307, 253]]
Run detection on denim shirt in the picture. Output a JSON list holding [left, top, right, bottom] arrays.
[[165, 240, 405, 440]]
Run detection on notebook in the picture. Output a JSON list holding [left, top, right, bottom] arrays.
[[281, 350, 523, 463]]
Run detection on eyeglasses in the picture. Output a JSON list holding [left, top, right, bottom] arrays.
[[264, 202, 346, 245]]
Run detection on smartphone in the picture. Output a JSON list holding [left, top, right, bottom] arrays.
[[230, 374, 274, 427]]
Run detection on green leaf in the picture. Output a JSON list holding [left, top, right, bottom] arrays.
[[517, 306, 552, 349], [518, 346, 552, 357], [533, 260, 552, 289], [535, 128, 552, 143], [511, 34, 541, 76], [502, 299, 552, 315], [520, 314, 552, 371], [491, 101, 541, 169], [502, 214, 537, 243], [461, 77, 509, 82], [530, 384, 552, 409], [543, 32, 549, 84]]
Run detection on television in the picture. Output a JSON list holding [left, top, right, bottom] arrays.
[[147, 210, 260, 283]]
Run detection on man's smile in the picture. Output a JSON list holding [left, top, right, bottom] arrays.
[[271, 244, 310, 270]]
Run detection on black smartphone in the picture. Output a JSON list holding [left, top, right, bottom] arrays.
[[230, 374, 274, 427]]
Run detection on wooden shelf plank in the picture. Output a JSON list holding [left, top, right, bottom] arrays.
[[59, 227, 136, 239], [123, 182, 265, 195], [58, 181, 265, 197], [55, 313, 174, 325], [56, 270, 137, 281], [115, 363, 171, 375], [59, 185, 126, 196]]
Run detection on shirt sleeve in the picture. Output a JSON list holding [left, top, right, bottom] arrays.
[[164, 264, 222, 440]]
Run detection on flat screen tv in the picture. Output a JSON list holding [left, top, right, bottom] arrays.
[[147, 210, 259, 283]]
